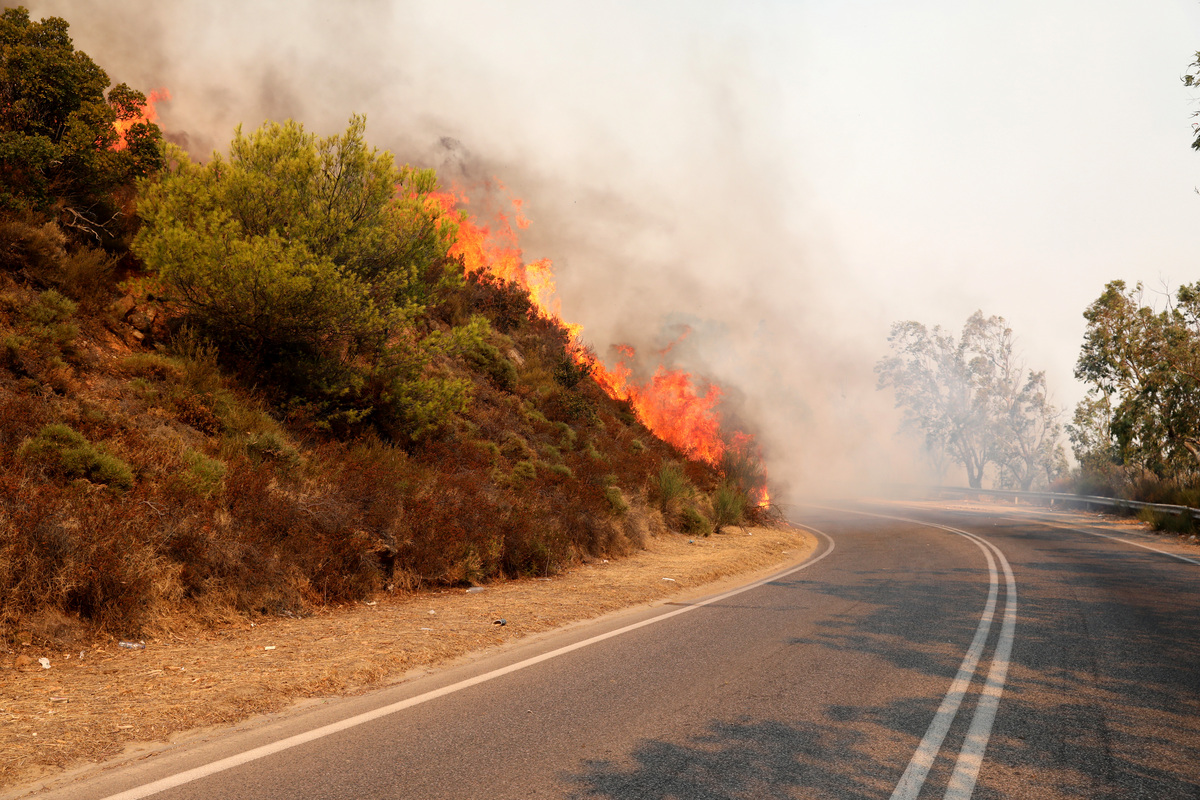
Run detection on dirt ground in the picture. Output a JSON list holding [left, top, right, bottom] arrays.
[[0, 524, 815, 793]]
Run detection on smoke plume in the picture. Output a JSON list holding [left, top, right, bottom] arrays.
[[27, 0, 923, 503]]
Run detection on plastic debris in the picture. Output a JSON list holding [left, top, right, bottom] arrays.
[[38, 658, 50, 669], [662, 577, 677, 582], [49, 697, 68, 702], [264, 646, 276, 651], [118, 641, 145, 650], [364, 601, 377, 606], [688, 539, 695, 544], [466, 587, 485, 593], [428, 610, 436, 615], [419, 627, 433, 631], [493, 619, 506, 626]]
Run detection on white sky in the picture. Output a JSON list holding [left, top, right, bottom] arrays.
[[29, 0, 1200, 488]]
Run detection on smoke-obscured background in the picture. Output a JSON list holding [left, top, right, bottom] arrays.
[[26, 0, 1200, 498]]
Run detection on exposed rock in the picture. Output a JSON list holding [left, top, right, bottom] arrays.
[[128, 307, 156, 332], [110, 294, 136, 318]]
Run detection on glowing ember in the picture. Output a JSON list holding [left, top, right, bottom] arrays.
[[430, 181, 766, 483], [112, 88, 170, 150]]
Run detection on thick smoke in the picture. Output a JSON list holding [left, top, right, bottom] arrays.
[[27, 0, 923, 503]]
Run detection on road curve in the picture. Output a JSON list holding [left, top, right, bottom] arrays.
[[24, 503, 1200, 799]]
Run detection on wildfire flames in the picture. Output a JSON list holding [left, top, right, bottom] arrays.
[[112, 93, 769, 507], [430, 184, 770, 507], [112, 88, 171, 150]]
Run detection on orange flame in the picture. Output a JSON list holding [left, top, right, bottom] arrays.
[[430, 181, 764, 478], [112, 88, 170, 150]]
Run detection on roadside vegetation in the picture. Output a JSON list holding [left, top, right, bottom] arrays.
[[0, 7, 772, 645]]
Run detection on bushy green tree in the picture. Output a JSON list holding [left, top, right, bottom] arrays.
[[1072, 280, 1200, 480], [0, 6, 162, 228], [134, 116, 470, 439]]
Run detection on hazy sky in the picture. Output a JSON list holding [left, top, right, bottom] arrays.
[[25, 0, 1200, 492]]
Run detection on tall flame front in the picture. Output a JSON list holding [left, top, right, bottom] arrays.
[[430, 183, 768, 502]]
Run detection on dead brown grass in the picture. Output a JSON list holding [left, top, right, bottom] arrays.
[[0, 525, 814, 792]]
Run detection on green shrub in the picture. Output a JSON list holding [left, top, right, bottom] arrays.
[[460, 323, 518, 391], [545, 463, 574, 481], [134, 117, 466, 440], [174, 448, 226, 499], [243, 429, 301, 469], [652, 461, 692, 517], [21, 423, 133, 490], [604, 485, 629, 516], [120, 353, 181, 382], [680, 505, 712, 536], [512, 460, 537, 483], [630, 438, 646, 454], [541, 387, 597, 425], [26, 290, 78, 345], [89, 451, 135, 489], [1138, 507, 1196, 535], [712, 481, 747, 532], [472, 439, 501, 463], [500, 431, 536, 462], [555, 422, 577, 451]]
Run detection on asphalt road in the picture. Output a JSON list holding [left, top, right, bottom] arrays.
[[30, 503, 1200, 799]]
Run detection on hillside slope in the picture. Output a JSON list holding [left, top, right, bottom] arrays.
[[0, 6, 771, 647]]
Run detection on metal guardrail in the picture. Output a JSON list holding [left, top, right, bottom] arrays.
[[930, 486, 1200, 520]]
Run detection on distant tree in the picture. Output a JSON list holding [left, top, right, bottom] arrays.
[[0, 6, 163, 236], [1072, 280, 1200, 480], [877, 311, 1066, 489]]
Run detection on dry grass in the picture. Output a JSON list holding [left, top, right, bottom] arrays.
[[0, 525, 813, 792]]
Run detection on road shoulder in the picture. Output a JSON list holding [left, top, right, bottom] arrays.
[[1, 525, 815, 796]]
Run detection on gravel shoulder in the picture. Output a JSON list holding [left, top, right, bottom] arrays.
[[0, 524, 815, 795]]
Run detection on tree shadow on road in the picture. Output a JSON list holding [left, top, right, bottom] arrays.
[[566, 717, 891, 800]]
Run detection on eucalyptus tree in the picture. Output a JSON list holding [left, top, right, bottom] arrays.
[[877, 311, 1066, 489], [1072, 280, 1200, 480]]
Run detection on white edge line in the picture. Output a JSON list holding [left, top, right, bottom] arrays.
[[1062, 527, 1200, 566], [101, 530, 838, 800]]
